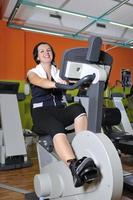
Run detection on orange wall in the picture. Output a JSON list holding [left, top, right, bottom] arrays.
[[0, 20, 133, 86], [0, 20, 25, 79]]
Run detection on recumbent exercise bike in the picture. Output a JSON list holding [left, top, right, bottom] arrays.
[[32, 36, 123, 200]]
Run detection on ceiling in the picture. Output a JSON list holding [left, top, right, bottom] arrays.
[[2, 0, 133, 48]]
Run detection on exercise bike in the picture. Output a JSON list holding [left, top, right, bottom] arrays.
[[33, 36, 123, 200], [102, 72, 133, 192], [0, 81, 31, 170]]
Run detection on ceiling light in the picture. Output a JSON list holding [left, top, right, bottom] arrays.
[[109, 21, 133, 30], [21, 27, 64, 37]]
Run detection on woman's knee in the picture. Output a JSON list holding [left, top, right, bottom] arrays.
[[71, 103, 86, 116]]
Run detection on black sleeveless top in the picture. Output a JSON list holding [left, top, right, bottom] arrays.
[[30, 84, 63, 108]]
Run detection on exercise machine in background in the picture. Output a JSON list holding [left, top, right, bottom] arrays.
[[102, 69, 133, 192], [103, 69, 133, 153], [0, 81, 31, 170]]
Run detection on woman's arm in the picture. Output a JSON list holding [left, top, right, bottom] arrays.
[[28, 71, 56, 89]]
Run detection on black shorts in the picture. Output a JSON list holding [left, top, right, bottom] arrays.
[[32, 103, 86, 138]]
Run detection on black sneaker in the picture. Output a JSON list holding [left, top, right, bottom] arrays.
[[69, 159, 84, 187], [77, 157, 98, 183], [69, 157, 98, 187]]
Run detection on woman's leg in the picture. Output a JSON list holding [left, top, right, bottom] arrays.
[[74, 114, 88, 133], [53, 133, 76, 165], [51, 108, 97, 187], [52, 106, 88, 164], [53, 132, 96, 188]]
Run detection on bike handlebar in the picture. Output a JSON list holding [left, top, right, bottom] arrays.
[[55, 74, 95, 90]]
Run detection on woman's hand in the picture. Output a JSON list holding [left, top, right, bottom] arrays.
[[57, 78, 68, 85]]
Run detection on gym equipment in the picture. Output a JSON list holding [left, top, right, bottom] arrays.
[[121, 69, 132, 88], [114, 69, 132, 135], [33, 36, 123, 200], [0, 81, 31, 170], [105, 73, 133, 155], [102, 72, 133, 192], [67, 74, 133, 192], [102, 97, 133, 193], [112, 93, 133, 153], [110, 82, 133, 192], [126, 85, 133, 125]]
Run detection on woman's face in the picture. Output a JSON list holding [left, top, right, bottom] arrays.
[[37, 44, 53, 65]]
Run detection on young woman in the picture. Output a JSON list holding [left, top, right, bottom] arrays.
[[27, 42, 97, 187]]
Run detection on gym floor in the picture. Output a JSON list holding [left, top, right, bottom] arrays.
[[0, 143, 133, 200]]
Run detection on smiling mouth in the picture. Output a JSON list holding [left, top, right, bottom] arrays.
[[44, 56, 50, 58]]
